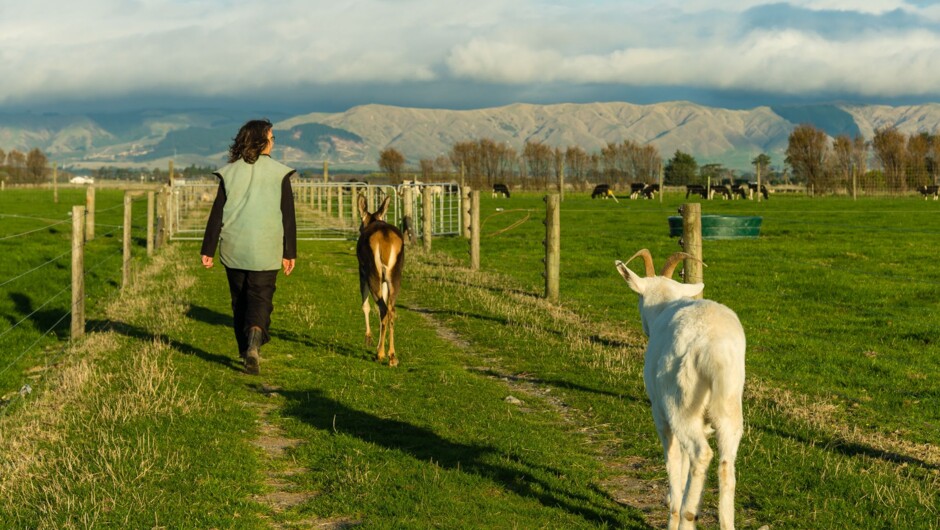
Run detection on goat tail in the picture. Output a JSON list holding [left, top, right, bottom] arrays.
[[380, 264, 391, 304]]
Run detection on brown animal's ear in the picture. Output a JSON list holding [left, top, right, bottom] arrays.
[[375, 196, 391, 221], [358, 194, 370, 223]]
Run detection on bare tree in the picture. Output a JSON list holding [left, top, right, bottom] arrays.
[[831, 135, 853, 192], [635, 144, 661, 183], [785, 124, 829, 191], [852, 135, 869, 190], [434, 155, 452, 182], [929, 135, 940, 186], [6, 149, 26, 183], [906, 132, 930, 189], [565, 146, 589, 190], [378, 147, 406, 184], [872, 127, 907, 191], [523, 140, 553, 190], [25, 148, 48, 184], [418, 159, 435, 181], [450, 141, 481, 188]]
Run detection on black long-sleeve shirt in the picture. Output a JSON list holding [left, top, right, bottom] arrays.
[[200, 172, 297, 260]]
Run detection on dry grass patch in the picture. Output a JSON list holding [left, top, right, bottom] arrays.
[[748, 378, 940, 470]]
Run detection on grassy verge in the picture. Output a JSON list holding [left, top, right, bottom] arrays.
[[1, 189, 937, 528]]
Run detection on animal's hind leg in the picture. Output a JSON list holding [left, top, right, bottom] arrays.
[[361, 285, 373, 347], [675, 421, 713, 530], [386, 307, 397, 367], [375, 299, 388, 361], [655, 421, 684, 530], [714, 412, 742, 529]]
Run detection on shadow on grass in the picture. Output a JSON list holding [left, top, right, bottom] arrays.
[[279, 388, 651, 529], [400, 304, 509, 327], [87, 318, 245, 373], [186, 304, 231, 327], [466, 367, 643, 404], [5, 292, 70, 340], [754, 413, 940, 472], [185, 303, 368, 361]]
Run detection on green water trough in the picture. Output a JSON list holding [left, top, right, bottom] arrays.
[[668, 215, 763, 240]]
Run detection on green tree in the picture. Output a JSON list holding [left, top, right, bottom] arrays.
[[752, 153, 771, 178], [699, 163, 727, 184], [663, 150, 698, 185]]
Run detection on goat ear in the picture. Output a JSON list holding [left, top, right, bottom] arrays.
[[357, 194, 369, 221], [375, 196, 391, 220], [615, 260, 645, 294], [678, 282, 705, 298]]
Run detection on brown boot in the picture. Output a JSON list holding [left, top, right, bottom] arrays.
[[244, 326, 262, 375]]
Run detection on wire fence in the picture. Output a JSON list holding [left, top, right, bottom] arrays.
[[0, 190, 153, 415]]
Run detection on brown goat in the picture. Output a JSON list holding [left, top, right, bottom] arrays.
[[357, 194, 405, 366]]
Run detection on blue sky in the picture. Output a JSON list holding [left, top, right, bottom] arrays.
[[4, 0, 940, 113]]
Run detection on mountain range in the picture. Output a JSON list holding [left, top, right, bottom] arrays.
[[2, 101, 940, 173]]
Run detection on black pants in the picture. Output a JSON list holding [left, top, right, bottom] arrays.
[[225, 267, 278, 355]]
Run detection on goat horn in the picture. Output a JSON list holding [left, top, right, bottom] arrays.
[[625, 249, 655, 277], [660, 252, 707, 278]]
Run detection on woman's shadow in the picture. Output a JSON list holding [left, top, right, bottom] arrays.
[[278, 387, 650, 528]]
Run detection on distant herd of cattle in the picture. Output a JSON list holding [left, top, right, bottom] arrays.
[[491, 182, 766, 200], [329, 178, 940, 201], [487, 182, 940, 200]]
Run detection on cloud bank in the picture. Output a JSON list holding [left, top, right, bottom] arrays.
[[2, 0, 940, 111]]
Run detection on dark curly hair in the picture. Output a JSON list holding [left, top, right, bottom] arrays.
[[228, 119, 272, 164]]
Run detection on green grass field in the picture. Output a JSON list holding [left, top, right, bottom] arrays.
[[0, 187, 938, 528]]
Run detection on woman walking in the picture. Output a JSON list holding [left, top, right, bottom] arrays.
[[200, 119, 297, 374]]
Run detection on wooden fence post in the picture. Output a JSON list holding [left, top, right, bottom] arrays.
[[85, 185, 96, 241], [122, 192, 132, 289], [146, 191, 155, 257], [660, 164, 665, 204], [461, 187, 471, 239], [71, 205, 85, 341], [544, 194, 560, 302], [680, 203, 703, 299], [422, 186, 433, 252], [470, 190, 480, 270], [156, 186, 167, 248], [53, 162, 58, 204], [351, 186, 359, 226], [757, 165, 763, 203], [337, 187, 345, 224], [401, 186, 415, 244]]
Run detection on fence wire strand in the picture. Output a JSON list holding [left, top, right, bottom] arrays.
[[0, 248, 71, 289], [0, 217, 72, 241], [0, 282, 71, 342]]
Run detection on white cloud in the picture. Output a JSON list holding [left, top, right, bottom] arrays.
[[446, 28, 940, 97], [2, 0, 940, 108]]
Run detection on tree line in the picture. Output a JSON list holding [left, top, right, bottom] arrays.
[[785, 124, 940, 193], [379, 139, 663, 191], [5, 124, 937, 194], [377, 124, 940, 194], [0, 148, 49, 184], [0, 145, 215, 185]]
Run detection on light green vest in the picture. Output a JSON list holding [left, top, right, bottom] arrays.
[[217, 156, 294, 271]]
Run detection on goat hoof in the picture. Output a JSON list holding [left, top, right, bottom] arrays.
[[388, 356, 398, 367]]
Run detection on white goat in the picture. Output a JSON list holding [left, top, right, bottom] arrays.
[[615, 249, 745, 530]]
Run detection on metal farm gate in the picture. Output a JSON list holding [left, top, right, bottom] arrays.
[[168, 179, 461, 242]]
